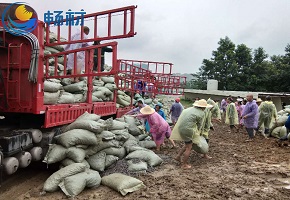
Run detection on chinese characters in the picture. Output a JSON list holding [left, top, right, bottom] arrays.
[[44, 9, 86, 26]]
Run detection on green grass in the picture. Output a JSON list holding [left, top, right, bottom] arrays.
[[180, 98, 193, 108]]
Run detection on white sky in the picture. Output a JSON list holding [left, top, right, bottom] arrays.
[[3, 0, 290, 73]]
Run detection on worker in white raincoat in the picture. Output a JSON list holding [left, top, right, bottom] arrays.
[[170, 99, 213, 169], [65, 26, 90, 82], [257, 96, 277, 137]]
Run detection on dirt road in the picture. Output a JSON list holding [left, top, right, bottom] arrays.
[[1, 122, 290, 200]]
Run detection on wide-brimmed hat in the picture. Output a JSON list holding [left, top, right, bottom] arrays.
[[140, 105, 155, 115], [256, 98, 263, 103], [193, 99, 213, 108]]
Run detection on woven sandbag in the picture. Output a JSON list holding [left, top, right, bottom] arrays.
[[117, 90, 126, 96], [92, 95, 103, 102], [125, 145, 147, 154], [43, 163, 86, 193], [58, 92, 75, 104], [111, 129, 130, 141], [47, 78, 61, 83], [105, 83, 117, 91], [76, 111, 101, 121], [61, 159, 90, 169], [64, 120, 104, 134], [101, 173, 145, 196], [127, 160, 148, 172], [124, 116, 142, 136], [66, 147, 86, 163], [271, 126, 287, 139], [117, 96, 130, 107], [138, 134, 148, 141], [276, 116, 288, 126], [101, 147, 126, 159], [51, 45, 65, 52], [99, 131, 116, 141], [138, 141, 156, 149], [93, 91, 106, 100], [63, 81, 87, 93], [48, 32, 57, 42], [110, 120, 129, 130], [74, 93, 87, 103], [192, 135, 209, 154], [108, 93, 114, 101], [126, 150, 163, 167], [55, 129, 98, 148], [134, 93, 141, 100], [119, 94, 131, 103], [93, 80, 105, 87], [44, 91, 61, 105], [43, 144, 67, 164], [87, 152, 106, 172], [44, 49, 51, 56], [59, 169, 101, 197], [98, 87, 113, 96], [45, 46, 60, 54], [61, 78, 72, 86], [101, 76, 115, 84], [85, 140, 120, 156], [144, 98, 153, 105], [105, 155, 119, 169], [44, 80, 62, 93]]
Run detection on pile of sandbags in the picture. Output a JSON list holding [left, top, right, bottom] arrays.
[[92, 76, 118, 102], [270, 113, 289, 139], [43, 112, 162, 197], [117, 90, 132, 108]]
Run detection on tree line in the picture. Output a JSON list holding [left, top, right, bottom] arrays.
[[189, 36, 290, 92]]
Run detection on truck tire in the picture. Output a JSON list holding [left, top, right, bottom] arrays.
[[15, 152, 32, 168], [3, 157, 19, 175], [30, 147, 43, 161]]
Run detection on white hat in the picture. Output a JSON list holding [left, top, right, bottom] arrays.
[[256, 98, 263, 103], [140, 105, 155, 115], [193, 99, 213, 108]]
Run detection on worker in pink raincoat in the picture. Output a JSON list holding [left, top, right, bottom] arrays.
[[137, 105, 176, 151]]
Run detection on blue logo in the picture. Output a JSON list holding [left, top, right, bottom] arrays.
[[44, 9, 86, 26], [1, 2, 38, 36]]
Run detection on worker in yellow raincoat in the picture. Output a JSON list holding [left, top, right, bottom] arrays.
[[225, 97, 239, 133], [257, 96, 277, 137]]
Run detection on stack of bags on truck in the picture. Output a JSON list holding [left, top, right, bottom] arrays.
[[42, 112, 162, 197], [270, 106, 290, 139], [43, 32, 132, 107]]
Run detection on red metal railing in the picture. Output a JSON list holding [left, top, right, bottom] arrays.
[[44, 6, 137, 46], [119, 59, 173, 75]]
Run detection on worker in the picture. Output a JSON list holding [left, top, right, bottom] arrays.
[[225, 97, 239, 133], [145, 103, 166, 132], [93, 40, 113, 73], [241, 94, 259, 142], [257, 96, 277, 137], [200, 98, 221, 159], [169, 98, 183, 126], [171, 99, 213, 169], [256, 98, 263, 107], [137, 80, 147, 98], [125, 99, 146, 115], [220, 97, 228, 123], [136, 105, 176, 151], [65, 26, 90, 82], [236, 99, 245, 133]]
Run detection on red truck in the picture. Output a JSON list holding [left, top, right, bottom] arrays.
[[0, 3, 186, 178]]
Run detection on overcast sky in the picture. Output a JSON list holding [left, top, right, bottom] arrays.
[[3, 0, 290, 73]]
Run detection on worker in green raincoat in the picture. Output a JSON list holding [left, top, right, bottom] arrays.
[[225, 97, 239, 133], [199, 99, 222, 159], [257, 96, 278, 137], [170, 99, 213, 169]]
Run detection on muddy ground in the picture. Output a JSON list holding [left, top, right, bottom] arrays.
[[1, 122, 290, 200]]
